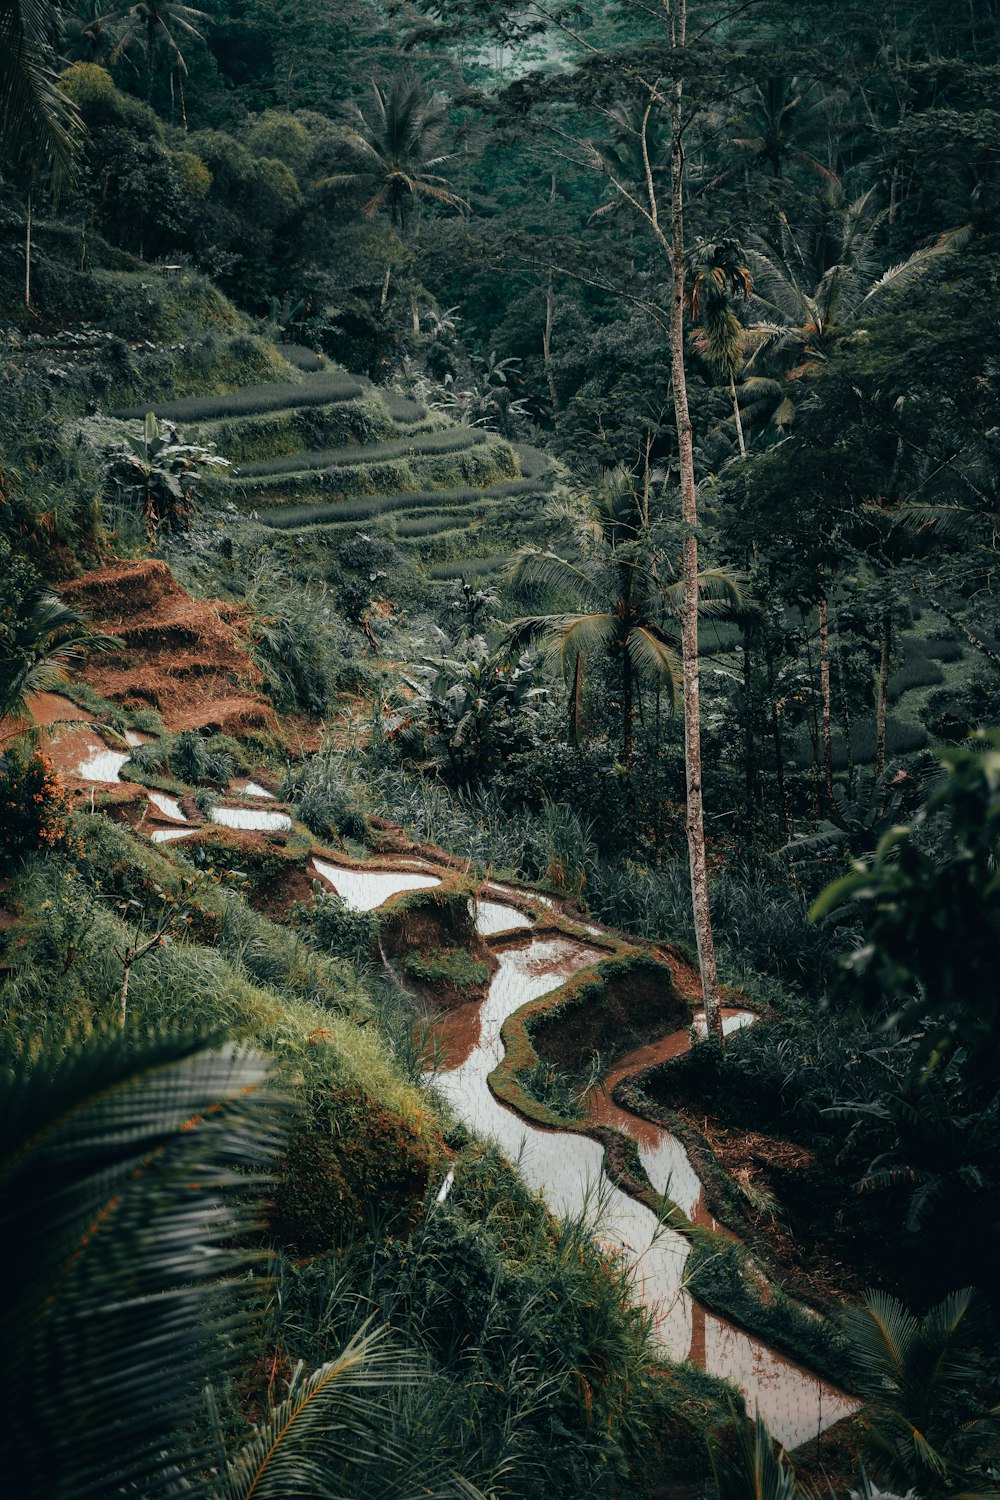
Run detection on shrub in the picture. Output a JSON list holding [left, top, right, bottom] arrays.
[[0, 747, 79, 870], [167, 731, 241, 785], [296, 889, 378, 965]]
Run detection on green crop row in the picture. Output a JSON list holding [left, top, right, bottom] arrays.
[[111, 367, 364, 421], [235, 425, 487, 478], [258, 475, 542, 529], [188, 393, 395, 464], [235, 439, 518, 505], [428, 554, 511, 579]]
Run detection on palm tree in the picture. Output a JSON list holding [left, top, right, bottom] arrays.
[[1, 0, 83, 306], [317, 72, 469, 232], [0, 589, 116, 727], [731, 76, 841, 184], [740, 189, 964, 434], [689, 238, 754, 458], [510, 469, 739, 774], [107, 0, 207, 104], [843, 1288, 1000, 1500], [62, 0, 114, 65]]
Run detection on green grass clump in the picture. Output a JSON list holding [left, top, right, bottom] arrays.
[[111, 368, 364, 422], [236, 427, 488, 478], [382, 389, 428, 422], [402, 947, 490, 990], [275, 341, 326, 370]]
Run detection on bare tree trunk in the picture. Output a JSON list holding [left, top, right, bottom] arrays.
[[119, 963, 131, 1028], [380, 263, 391, 309], [819, 591, 835, 808], [24, 187, 32, 308], [543, 271, 559, 411], [730, 374, 746, 458], [668, 27, 723, 1043], [875, 605, 892, 776], [764, 639, 790, 844], [621, 647, 634, 774], [803, 618, 822, 817]]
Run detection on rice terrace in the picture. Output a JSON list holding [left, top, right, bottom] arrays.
[[1, 2, 998, 1497]]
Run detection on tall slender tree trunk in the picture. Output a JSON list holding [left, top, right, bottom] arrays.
[[24, 186, 32, 308], [818, 590, 835, 808], [621, 647, 634, 774], [763, 638, 790, 844], [729, 374, 746, 458], [543, 271, 559, 411], [803, 618, 822, 817], [146, 20, 155, 103], [668, 19, 723, 1042], [875, 605, 892, 776]]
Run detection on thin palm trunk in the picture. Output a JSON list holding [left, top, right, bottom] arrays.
[[622, 645, 634, 773], [764, 638, 790, 843], [819, 591, 834, 807], [543, 270, 559, 411], [24, 184, 32, 308], [876, 605, 891, 776], [669, 13, 723, 1043], [730, 373, 746, 457]]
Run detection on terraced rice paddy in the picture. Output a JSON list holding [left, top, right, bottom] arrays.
[[116, 357, 555, 577]]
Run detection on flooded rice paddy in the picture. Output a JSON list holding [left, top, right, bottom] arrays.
[[319, 858, 855, 1450]]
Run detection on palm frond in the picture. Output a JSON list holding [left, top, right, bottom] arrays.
[[2, 1027, 291, 1499], [509, 547, 602, 607], [222, 1323, 423, 1500], [0, 0, 83, 183], [842, 1290, 918, 1391], [626, 626, 680, 699]]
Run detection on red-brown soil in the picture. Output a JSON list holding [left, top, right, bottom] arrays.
[[58, 560, 278, 736]]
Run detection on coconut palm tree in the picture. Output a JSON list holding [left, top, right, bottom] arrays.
[[731, 76, 841, 184], [740, 189, 965, 433], [0, 589, 116, 727], [509, 469, 740, 773], [689, 238, 754, 458], [106, 0, 206, 104], [62, 0, 114, 65], [317, 72, 468, 232]]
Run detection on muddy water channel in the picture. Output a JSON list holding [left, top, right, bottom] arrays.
[[317, 863, 855, 1450]]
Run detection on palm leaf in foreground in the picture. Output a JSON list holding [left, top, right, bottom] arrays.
[[1, 1026, 291, 1500], [223, 1323, 475, 1500], [711, 1409, 800, 1500]]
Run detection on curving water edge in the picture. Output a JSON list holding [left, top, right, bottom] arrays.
[[313, 860, 857, 1451]]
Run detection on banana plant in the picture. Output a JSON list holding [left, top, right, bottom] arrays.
[[111, 411, 228, 535]]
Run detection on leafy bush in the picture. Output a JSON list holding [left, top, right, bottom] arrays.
[[297, 889, 379, 965], [167, 730, 240, 785], [0, 747, 79, 870]]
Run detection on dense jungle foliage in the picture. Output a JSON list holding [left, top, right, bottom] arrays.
[[1, 1, 999, 1497]]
